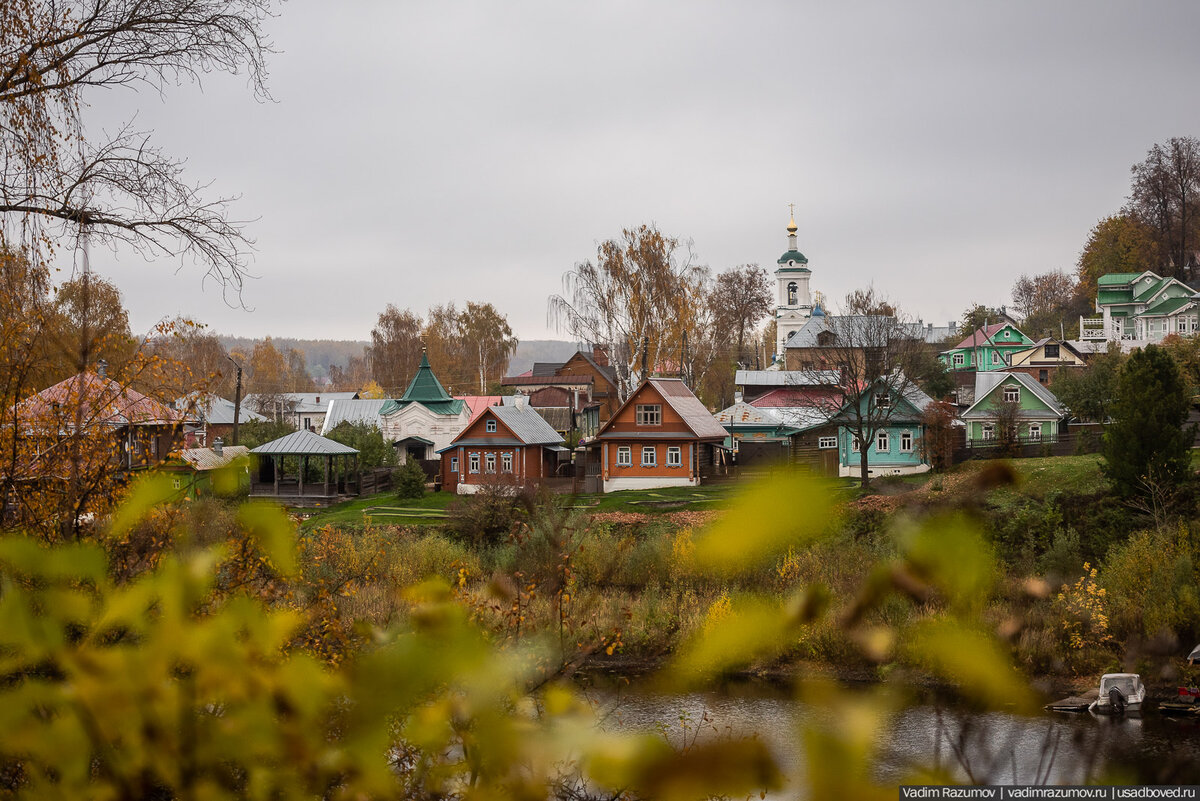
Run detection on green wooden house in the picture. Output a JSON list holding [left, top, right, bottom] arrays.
[[960, 372, 1067, 447], [1079, 271, 1199, 343], [162, 443, 252, 499], [940, 322, 1035, 371]]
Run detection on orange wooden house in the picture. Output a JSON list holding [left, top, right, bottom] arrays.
[[587, 377, 728, 493], [439, 401, 567, 494]]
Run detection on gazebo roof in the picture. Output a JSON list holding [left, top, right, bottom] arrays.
[[250, 429, 359, 456]]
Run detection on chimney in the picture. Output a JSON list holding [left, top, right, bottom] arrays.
[[514, 393, 528, 409], [213, 437, 223, 457], [97, 359, 107, 378], [315, 395, 320, 404], [592, 345, 609, 367], [734, 391, 743, 404]]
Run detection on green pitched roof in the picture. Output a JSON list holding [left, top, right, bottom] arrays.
[[1142, 295, 1196, 317], [401, 352, 454, 404], [776, 250, 810, 266], [1133, 277, 1171, 303], [1096, 272, 1144, 286], [378, 353, 467, 418]]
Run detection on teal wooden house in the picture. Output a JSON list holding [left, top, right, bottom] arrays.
[[940, 323, 1035, 371], [959, 372, 1067, 447]]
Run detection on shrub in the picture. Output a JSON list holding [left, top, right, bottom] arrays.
[[1102, 523, 1200, 643], [444, 480, 534, 548], [394, 459, 427, 500]]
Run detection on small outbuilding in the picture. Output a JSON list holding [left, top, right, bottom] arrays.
[[249, 429, 360, 506]]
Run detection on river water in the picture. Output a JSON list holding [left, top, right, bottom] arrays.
[[590, 679, 1200, 797]]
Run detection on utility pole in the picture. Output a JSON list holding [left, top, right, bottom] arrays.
[[227, 355, 243, 446]]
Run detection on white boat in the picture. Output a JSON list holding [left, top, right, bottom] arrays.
[[1089, 673, 1145, 715], [1188, 643, 1200, 665]]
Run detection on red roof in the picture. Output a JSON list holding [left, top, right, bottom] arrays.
[[18, 372, 186, 430], [951, 323, 1016, 350], [749, 387, 844, 408], [457, 395, 501, 420]]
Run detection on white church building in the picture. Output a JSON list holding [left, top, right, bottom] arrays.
[[774, 213, 817, 359]]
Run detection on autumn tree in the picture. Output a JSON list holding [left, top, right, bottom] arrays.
[[1010, 270, 1086, 338], [550, 224, 712, 400], [959, 303, 1009, 335], [328, 352, 371, 392], [147, 320, 234, 400], [368, 305, 423, 395], [1076, 214, 1157, 299], [460, 301, 519, 393], [1127, 136, 1200, 280], [711, 264, 772, 367], [0, 0, 277, 284]]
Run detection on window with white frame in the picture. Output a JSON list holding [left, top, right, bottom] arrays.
[[818, 436, 837, 449], [635, 404, 662, 426], [486, 419, 497, 433], [1003, 385, 1020, 403], [1028, 423, 1042, 441], [953, 353, 965, 367], [501, 452, 513, 472], [981, 423, 995, 441], [666, 446, 682, 467], [900, 431, 913, 452], [485, 453, 496, 472], [641, 446, 657, 467], [874, 392, 890, 409], [876, 431, 889, 452], [451, 457, 458, 473], [993, 351, 1003, 365], [469, 453, 480, 473], [616, 446, 632, 466], [851, 437, 861, 452]]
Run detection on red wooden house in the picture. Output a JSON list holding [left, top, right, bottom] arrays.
[[439, 401, 567, 494], [587, 377, 728, 493]]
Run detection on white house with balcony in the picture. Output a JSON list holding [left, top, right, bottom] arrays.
[[1080, 271, 1200, 344]]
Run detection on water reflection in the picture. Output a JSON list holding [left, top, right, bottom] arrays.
[[586, 679, 1200, 799]]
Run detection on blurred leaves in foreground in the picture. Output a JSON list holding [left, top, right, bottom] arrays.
[[0, 469, 1044, 798]]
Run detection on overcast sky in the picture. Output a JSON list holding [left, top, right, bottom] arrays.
[[86, 0, 1200, 342]]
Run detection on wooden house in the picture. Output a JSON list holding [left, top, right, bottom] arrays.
[[439, 401, 567, 494], [1003, 339, 1087, 385], [960, 372, 1068, 447], [501, 347, 620, 428], [161, 441, 252, 499], [587, 377, 728, 493]]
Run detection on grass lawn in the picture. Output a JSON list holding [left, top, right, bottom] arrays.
[[299, 491, 455, 530], [982, 453, 1107, 510], [570, 483, 739, 513]]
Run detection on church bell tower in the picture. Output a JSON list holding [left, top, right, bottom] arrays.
[[774, 208, 813, 359]]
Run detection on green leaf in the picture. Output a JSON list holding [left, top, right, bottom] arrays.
[[693, 471, 840, 575], [107, 472, 177, 539], [236, 502, 298, 577], [906, 619, 1037, 713]]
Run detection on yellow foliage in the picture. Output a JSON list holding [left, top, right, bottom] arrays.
[[1056, 562, 1112, 650]]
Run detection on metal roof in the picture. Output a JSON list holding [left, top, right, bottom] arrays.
[[178, 393, 268, 425], [647, 378, 729, 439], [734, 370, 841, 387], [488, 404, 565, 445], [399, 352, 455, 404], [250, 429, 360, 456], [961, 372, 1066, 419], [319, 398, 389, 434], [179, 445, 252, 471]]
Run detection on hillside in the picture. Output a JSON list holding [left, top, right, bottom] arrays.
[[218, 336, 581, 380]]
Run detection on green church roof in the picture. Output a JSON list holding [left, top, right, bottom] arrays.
[[777, 250, 810, 266], [378, 352, 467, 418], [401, 352, 454, 404]]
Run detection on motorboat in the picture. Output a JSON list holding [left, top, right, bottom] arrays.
[[1188, 643, 1200, 665], [1089, 673, 1145, 715]]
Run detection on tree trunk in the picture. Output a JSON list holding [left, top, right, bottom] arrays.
[[859, 443, 871, 489]]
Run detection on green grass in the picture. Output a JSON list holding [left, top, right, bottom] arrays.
[[300, 491, 455, 530], [574, 483, 738, 513], [983, 453, 1107, 509]]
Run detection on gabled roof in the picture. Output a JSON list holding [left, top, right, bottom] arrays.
[[459, 395, 501, 420], [488, 405, 565, 445], [1007, 339, 1086, 367], [20, 372, 186, 428], [1142, 296, 1196, 317], [597, 378, 727, 441], [441, 404, 564, 451], [948, 322, 1029, 351], [319, 398, 390, 434], [250, 429, 359, 456], [569, 349, 619, 384], [178, 445, 252, 471], [177, 393, 267, 425], [961, 372, 1066, 419]]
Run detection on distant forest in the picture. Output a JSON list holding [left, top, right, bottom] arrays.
[[217, 336, 581, 382]]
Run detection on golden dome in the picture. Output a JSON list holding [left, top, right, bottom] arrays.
[[787, 215, 798, 234]]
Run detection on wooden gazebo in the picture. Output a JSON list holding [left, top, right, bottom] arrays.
[[250, 429, 360, 506]]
